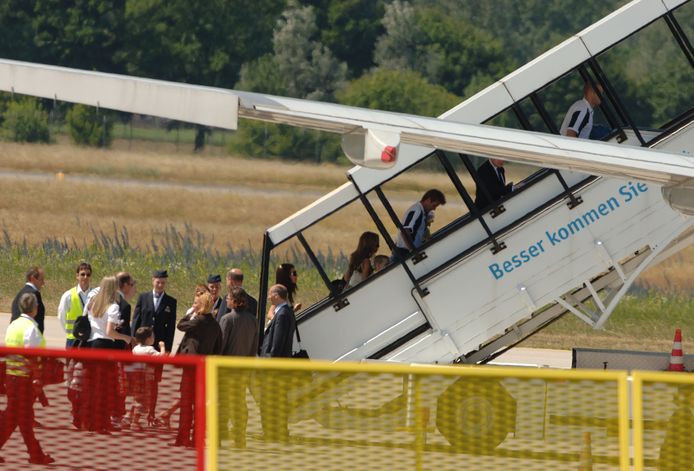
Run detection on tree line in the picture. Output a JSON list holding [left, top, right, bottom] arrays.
[[0, 0, 691, 162]]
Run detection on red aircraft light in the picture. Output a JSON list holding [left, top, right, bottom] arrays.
[[381, 145, 397, 163]]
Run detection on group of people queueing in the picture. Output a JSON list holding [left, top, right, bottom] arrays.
[[1, 262, 303, 463]]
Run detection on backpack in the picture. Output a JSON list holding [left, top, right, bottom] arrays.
[[72, 315, 91, 343]]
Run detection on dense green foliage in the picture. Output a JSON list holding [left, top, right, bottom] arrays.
[[0, 0, 126, 71], [230, 1, 347, 161], [121, 0, 282, 87], [1, 98, 50, 143], [228, 121, 343, 163], [446, 0, 628, 65], [336, 68, 459, 117], [307, 0, 385, 75], [375, 2, 507, 97], [66, 105, 114, 147], [0, 0, 692, 157]]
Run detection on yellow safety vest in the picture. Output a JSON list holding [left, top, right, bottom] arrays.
[[65, 287, 84, 340], [5, 316, 46, 377]]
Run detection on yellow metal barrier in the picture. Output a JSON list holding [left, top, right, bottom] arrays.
[[207, 358, 629, 470], [632, 371, 694, 471]]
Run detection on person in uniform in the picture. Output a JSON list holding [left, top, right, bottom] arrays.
[[132, 269, 177, 353], [131, 269, 177, 424], [57, 262, 92, 347], [0, 293, 54, 465], [207, 274, 223, 319]]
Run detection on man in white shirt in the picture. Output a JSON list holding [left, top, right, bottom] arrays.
[[560, 82, 603, 139], [57, 262, 92, 347]]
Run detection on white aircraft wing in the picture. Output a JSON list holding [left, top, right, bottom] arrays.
[[236, 89, 694, 186], [1, 58, 693, 189], [0, 59, 238, 131]]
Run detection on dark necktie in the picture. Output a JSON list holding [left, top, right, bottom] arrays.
[[497, 166, 505, 185]]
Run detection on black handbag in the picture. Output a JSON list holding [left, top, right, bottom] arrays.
[[292, 325, 309, 359], [72, 314, 91, 343]]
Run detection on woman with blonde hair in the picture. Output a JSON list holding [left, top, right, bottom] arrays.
[[172, 286, 222, 447], [87, 276, 133, 349], [84, 276, 133, 434]]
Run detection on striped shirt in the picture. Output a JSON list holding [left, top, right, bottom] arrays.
[[396, 201, 427, 249], [560, 98, 594, 139]]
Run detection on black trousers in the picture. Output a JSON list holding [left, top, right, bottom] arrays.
[[85, 338, 120, 432]]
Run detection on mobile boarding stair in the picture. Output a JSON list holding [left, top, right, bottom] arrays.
[[258, 0, 694, 366]]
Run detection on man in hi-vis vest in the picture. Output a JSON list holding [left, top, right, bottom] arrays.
[[57, 262, 92, 347], [0, 293, 54, 465]]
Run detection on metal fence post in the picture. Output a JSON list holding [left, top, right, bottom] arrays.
[[413, 375, 427, 471]]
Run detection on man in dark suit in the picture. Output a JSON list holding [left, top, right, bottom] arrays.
[[216, 268, 258, 320], [131, 269, 177, 353], [261, 284, 296, 358], [474, 158, 515, 209], [259, 284, 296, 442], [11, 267, 46, 333], [131, 269, 177, 424]]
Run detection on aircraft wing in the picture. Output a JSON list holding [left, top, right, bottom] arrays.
[[1, 58, 693, 189], [236, 89, 694, 186]]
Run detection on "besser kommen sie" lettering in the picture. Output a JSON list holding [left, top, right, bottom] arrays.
[[488, 181, 648, 280]]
